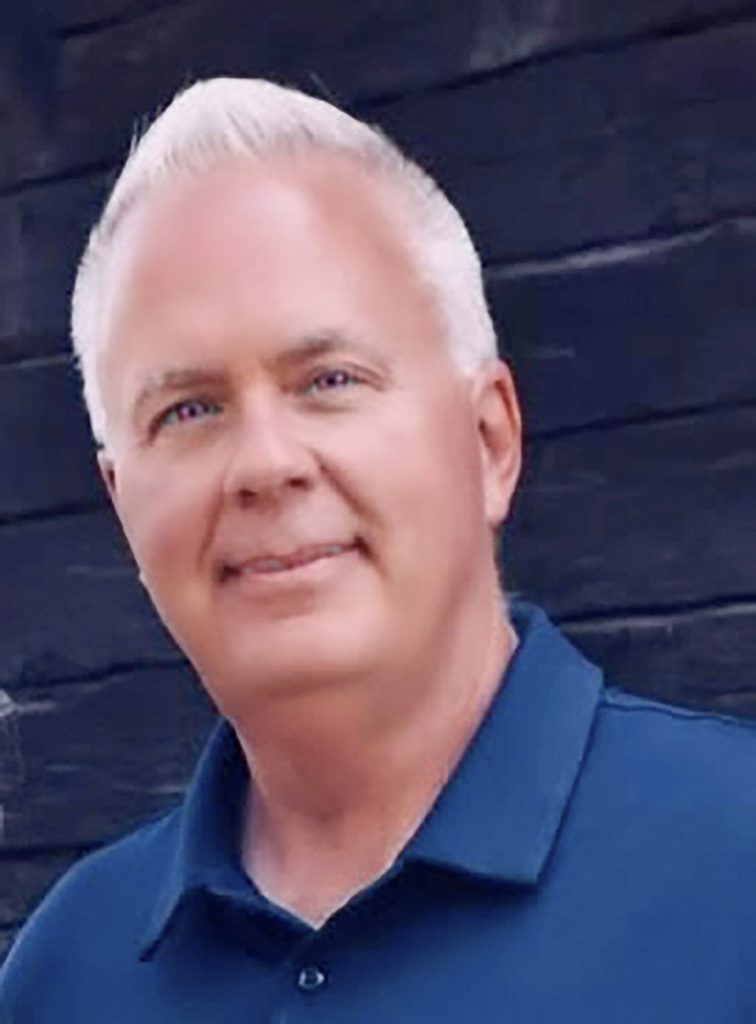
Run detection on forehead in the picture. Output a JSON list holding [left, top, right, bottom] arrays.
[[105, 153, 435, 339]]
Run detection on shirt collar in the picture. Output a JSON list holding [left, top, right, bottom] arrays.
[[405, 602, 603, 883], [139, 718, 252, 959], [139, 602, 603, 957]]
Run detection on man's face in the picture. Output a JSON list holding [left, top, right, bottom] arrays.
[[97, 154, 520, 716]]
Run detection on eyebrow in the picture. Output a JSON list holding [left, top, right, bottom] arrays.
[[131, 367, 228, 422], [130, 330, 384, 421]]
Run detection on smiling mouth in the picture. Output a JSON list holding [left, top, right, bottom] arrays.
[[220, 541, 359, 581]]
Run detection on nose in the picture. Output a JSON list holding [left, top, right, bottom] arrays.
[[222, 392, 317, 506]]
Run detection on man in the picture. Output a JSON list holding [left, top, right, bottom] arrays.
[[2, 77, 756, 1022]]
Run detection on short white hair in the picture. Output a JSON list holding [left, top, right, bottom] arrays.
[[71, 77, 498, 446]]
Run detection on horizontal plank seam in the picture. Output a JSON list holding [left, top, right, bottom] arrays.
[[485, 218, 744, 280], [8, 654, 189, 693], [0, 500, 105, 529], [601, 693, 756, 728], [360, 3, 756, 111], [55, 0, 192, 40], [558, 593, 756, 631], [527, 395, 756, 443], [0, 159, 114, 201], [0, 354, 72, 374], [0, 841, 96, 862], [6, 6, 756, 196], [486, 208, 756, 276]]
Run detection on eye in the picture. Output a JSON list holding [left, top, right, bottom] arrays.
[[304, 368, 360, 395], [157, 398, 222, 430]]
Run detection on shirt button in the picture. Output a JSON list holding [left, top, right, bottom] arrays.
[[297, 965, 327, 992]]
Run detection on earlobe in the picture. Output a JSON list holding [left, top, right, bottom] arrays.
[[97, 450, 118, 503], [474, 360, 522, 528]]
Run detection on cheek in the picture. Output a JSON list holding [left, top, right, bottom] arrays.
[[359, 400, 483, 543], [115, 464, 214, 578]]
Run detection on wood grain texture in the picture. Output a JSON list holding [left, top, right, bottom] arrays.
[[6, 20, 756, 366], [564, 604, 756, 711], [0, 927, 16, 964], [49, 0, 754, 41], [0, 175, 107, 364], [53, 0, 189, 33], [2, 1, 755, 190], [493, 219, 756, 433], [377, 20, 756, 261], [1, 664, 214, 851], [0, 508, 178, 691], [0, 358, 99, 519], [0, 850, 88, 928], [506, 406, 756, 617]]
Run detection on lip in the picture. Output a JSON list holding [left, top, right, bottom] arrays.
[[219, 540, 360, 582]]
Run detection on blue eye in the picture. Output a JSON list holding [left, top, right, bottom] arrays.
[[159, 398, 221, 429], [305, 369, 359, 394]]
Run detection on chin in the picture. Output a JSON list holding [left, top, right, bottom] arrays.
[[197, 617, 383, 705]]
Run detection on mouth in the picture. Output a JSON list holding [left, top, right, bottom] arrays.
[[219, 540, 361, 582]]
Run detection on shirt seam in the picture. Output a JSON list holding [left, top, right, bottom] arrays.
[[601, 690, 756, 732]]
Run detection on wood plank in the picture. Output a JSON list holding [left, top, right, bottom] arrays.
[[0, 926, 16, 964], [49, 0, 755, 41], [378, 16, 756, 167], [491, 219, 756, 434], [0, 0, 56, 125], [1, 665, 215, 851], [0, 508, 178, 691], [53, 0, 187, 33], [504, 406, 756, 618], [403, 91, 756, 265], [0, 850, 87, 929], [378, 20, 756, 261], [563, 603, 756, 716], [6, 21, 756, 363], [0, 358, 100, 519], [3, 2, 756, 190], [0, 174, 108, 364]]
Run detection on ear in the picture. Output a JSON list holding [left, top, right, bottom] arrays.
[[96, 449, 147, 587], [97, 449, 118, 504], [471, 360, 522, 528]]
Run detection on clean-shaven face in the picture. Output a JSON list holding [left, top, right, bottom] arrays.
[[96, 153, 519, 717]]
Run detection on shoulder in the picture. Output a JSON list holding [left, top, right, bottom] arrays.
[[0, 809, 179, 1011], [588, 686, 756, 830], [598, 686, 756, 761]]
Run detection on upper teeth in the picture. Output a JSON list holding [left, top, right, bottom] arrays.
[[257, 558, 287, 572], [237, 543, 351, 575]]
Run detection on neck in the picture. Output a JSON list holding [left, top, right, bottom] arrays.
[[232, 585, 517, 925]]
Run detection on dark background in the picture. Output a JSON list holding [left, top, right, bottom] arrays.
[[3, 0, 756, 958]]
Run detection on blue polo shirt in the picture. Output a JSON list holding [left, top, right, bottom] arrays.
[[3, 603, 756, 1022]]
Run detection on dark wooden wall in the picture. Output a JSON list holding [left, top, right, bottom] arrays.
[[3, 0, 756, 958]]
